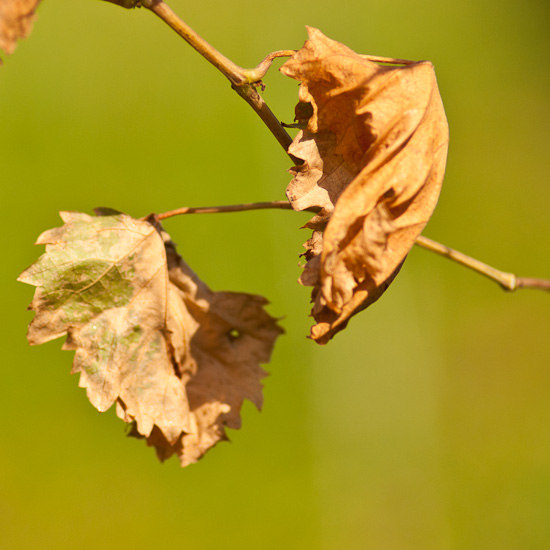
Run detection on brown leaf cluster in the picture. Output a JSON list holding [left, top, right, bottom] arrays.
[[18, 211, 282, 466], [281, 27, 449, 344], [0, 0, 42, 57]]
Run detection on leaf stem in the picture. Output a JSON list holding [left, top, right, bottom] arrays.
[[154, 200, 550, 293], [156, 200, 294, 219], [415, 235, 550, 292], [139, 0, 296, 157]]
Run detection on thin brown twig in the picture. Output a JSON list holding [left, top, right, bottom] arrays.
[[230, 84, 295, 155], [139, 0, 296, 158], [110, 2, 419, 159], [154, 200, 550, 294], [140, 0, 246, 84], [415, 235, 550, 292], [156, 200, 296, 220]]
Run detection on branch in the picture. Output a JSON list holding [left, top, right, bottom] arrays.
[[136, 0, 296, 158], [155, 200, 319, 220], [156, 200, 295, 219], [100, 1, 420, 159], [415, 235, 550, 293], [140, 0, 247, 84], [154, 200, 550, 294]]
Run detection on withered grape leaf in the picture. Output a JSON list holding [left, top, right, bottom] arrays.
[[0, 0, 42, 58], [18, 211, 283, 466], [281, 27, 449, 344]]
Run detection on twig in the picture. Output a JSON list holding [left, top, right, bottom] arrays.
[[101, 1, 549, 294], [415, 235, 550, 292], [154, 200, 550, 293], [104, 1, 421, 159], [156, 200, 296, 220], [140, 0, 244, 83], [138, 0, 296, 158], [230, 83, 295, 155]]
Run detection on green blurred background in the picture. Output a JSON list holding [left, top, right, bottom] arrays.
[[1, 0, 549, 548]]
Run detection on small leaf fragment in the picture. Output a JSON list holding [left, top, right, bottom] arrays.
[[281, 27, 449, 344], [19, 211, 283, 466], [0, 0, 42, 58]]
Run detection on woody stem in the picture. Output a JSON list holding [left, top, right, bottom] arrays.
[[104, 2, 415, 157], [156, 200, 297, 219], [154, 201, 550, 293], [415, 235, 550, 292], [139, 0, 296, 158]]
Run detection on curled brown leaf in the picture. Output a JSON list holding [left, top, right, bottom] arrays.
[[281, 27, 449, 344]]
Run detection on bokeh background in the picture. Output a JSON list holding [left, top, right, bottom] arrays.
[[1, 0, 549, 548]]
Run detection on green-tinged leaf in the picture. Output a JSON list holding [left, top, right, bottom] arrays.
[[19, 211, 283, 466], [19, 211, 159, 345]]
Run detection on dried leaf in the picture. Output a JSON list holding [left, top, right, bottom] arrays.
[[281, 27, 449, 344], [18, 211, 283, 466], [0, 0, 42, 57]]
